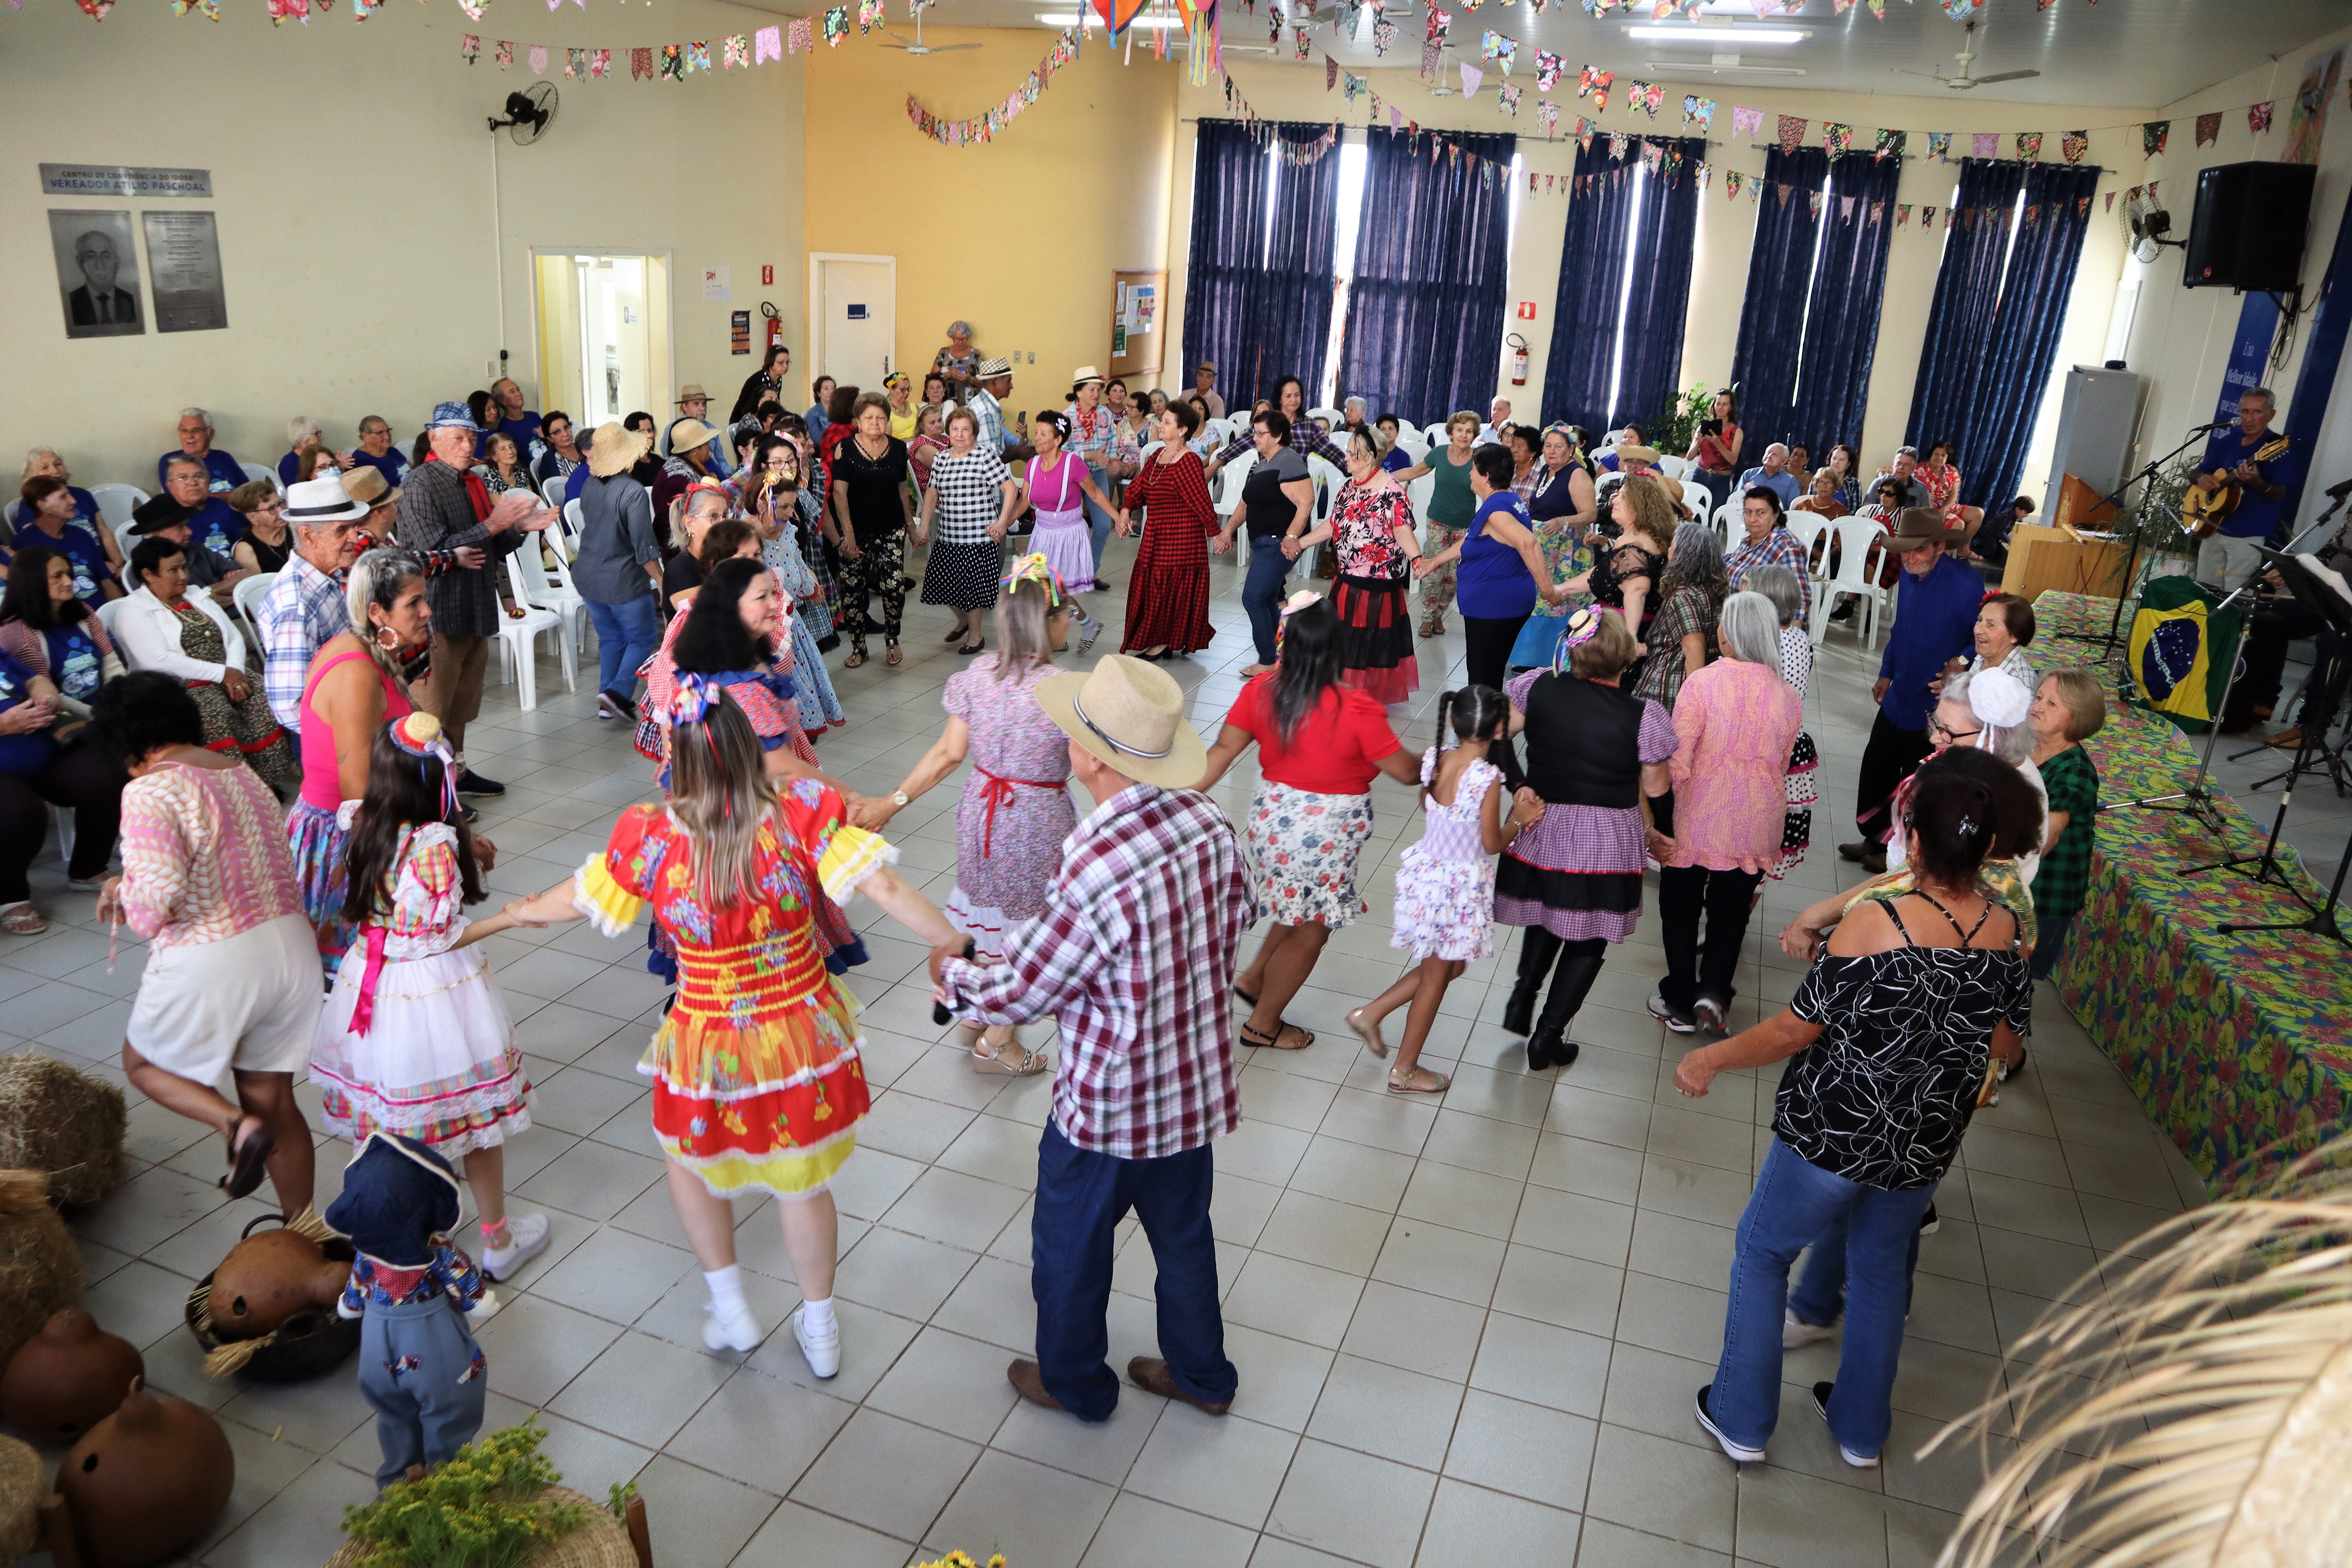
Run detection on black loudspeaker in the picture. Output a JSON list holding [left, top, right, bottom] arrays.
[[2183, 161, 2317, 291]]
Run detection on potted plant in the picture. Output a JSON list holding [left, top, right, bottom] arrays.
[[2102, 451, 2201, 595], [328, 1421, 649, 1568], [1624, 382, 1721, 466]]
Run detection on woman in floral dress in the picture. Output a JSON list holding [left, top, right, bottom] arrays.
[[503, 677, 960, 1378], [1117, 400, 1218, 659], [1509, 425, 1599, 673], [1289, 427, 1419, 705], [858, 559, 1078, 1076]]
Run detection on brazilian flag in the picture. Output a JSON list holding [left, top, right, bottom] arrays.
[[2127, 576, 2246, 734]]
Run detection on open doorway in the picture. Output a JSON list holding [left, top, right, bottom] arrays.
[[533, 252, 672, 426]]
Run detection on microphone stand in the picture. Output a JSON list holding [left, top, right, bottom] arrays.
[[2088, 422, 2233, 666]]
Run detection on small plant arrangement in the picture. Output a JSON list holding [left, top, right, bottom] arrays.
[[339, 1419, 589, 1568], [2100, 450, 2202, 592], [913, 1554, 1007, 1568], [1624, 382, 1722, 463]]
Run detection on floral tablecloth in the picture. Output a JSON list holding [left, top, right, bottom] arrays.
[[2034, 593, 2352, 1194]]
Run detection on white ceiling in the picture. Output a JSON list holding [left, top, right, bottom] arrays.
[[816, 0, 2348, 112]]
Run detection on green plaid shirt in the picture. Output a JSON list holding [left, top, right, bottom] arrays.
[[2033, 745, 2098, 926]]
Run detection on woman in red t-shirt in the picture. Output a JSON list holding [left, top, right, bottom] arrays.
[[1197, 596, 1421, 1052]]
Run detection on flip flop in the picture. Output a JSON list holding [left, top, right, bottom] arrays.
[[1240, 1021, 1314, 1051], [221, 1118, 276, 1200]]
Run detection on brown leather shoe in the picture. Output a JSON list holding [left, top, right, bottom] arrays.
[[1007, 1359, 1067, 1412], [2269, 726, 2306, 750], [1128, 1356, 1231, 1416]]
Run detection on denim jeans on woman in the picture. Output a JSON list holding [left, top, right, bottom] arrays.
[[585, 592, 662, 703], [1242, 538, 1291, 665], [1710, 1138, 1936, 1459]]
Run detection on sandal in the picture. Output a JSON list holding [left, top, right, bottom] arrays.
[[0, 902, 45, 936], [1346, 1007, 1388, 1059], [1239, 1021, 1314, 1051], [1232, 984, 1259, 1008], [844, 649, 868, 669], [1388, 1065, 1451, 1095], [886, 642, 903, 667], [221, 1115, 277, 1199], [971, 1042, 1049, 1077]]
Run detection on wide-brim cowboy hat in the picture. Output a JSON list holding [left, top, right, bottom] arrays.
[[588, 420, 654, 478], [667, 418, 720, 455], [1887, 506, 1962, 548], [675, 383, 711, 404], [1033, 655, 1207, 790]]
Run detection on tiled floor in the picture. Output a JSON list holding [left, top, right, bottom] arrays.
[[15, 537, 2224, 1568]]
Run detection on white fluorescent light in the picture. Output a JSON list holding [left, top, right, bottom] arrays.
[[1035, 11, 1185, 24], [1641, 58, 1806, 74], [1624, 23, 1808, 42]]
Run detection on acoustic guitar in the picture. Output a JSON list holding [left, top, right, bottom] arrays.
[[2183, 434, 2290, 539]]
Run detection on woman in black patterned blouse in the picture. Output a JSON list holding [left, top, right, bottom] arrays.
[[1673, 768, 2028, 1473]]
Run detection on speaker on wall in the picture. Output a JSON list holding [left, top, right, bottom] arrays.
[[2183, 161, 2317, 292]]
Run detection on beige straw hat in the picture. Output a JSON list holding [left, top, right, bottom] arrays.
[[587, 421, 653, 479], [1033, 655, 1207, 789]]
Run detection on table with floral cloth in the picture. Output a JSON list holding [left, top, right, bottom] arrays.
[[2032, 591, 2352, 1195]]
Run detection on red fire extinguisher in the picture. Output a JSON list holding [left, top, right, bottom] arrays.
[[761, 299, 784, 351], [1508, 332, 1530, 387]]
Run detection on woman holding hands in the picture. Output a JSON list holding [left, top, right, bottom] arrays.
[[918, 405, 1022, 654]]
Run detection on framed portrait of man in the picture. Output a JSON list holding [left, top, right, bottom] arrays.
[[50, 210, 144, 339]]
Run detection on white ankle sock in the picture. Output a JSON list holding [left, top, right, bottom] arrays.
[[799, 1295, 836, 1334], [704, 1265, 748, 1316]]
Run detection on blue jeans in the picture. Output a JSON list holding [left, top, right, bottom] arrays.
[[1788, 1188, 1927, 1330], [1032, 1117, 1236, 1421], [585, 592, 662, 701], [1083, 462, 1117, 577], [1243, 539, 1291, 664], [1711, 1139, 1936, 1458], [2029, 910, 2073, 983]]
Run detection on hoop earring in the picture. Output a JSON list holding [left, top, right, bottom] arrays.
[[375, 624, 399, 652]]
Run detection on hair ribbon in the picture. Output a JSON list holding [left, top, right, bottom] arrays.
[[999, 552, 1069, 609]]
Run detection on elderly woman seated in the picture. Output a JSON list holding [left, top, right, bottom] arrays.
[[111, 535, 298, 793]]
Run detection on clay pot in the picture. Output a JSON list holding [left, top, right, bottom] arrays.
[[54, 1377, 233, 1568], [2, 1310, 143, 1443], [209, 1224, 349, 1340]]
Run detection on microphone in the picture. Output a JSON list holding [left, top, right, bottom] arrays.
[[2189, 420, 2234, 432], [2327, 476, 2352, 501]]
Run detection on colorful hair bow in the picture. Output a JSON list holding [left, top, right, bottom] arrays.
[[1274, 590, 1323, 658], [671, 671, 722, 728], [1550, 606, 1606, 675], [1000, 552, 1069, 608], [388, 711, 461, 824]]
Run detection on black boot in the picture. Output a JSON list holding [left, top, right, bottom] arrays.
[[1528, 949, 1606, 1071], [1504, 928, 1561, 1038]]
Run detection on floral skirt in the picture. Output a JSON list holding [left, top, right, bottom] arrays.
[[287, 799, 356, 978], [1245, 781, 1373, 929], [311, 945, 533, 1156]]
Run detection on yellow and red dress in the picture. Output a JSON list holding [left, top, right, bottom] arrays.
[[571, 780, 891, 1199]]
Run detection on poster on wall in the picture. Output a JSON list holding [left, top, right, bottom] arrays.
[[49, 211, 144, 339], [2284, 45, 2345, 167], [1125, 283, 1157, 336], [2214, 290, 2283, 425], [141, 211, 227, 332], [702, 266, 732, 300]]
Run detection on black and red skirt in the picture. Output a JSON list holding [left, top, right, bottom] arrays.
[[1332, 573, 1418, 707]]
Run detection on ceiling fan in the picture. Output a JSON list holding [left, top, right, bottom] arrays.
[[1891, 17, 2040, 91], [879, 2, 979, 55]]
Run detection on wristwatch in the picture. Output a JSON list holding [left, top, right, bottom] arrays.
[[891, 790, 910, 809]]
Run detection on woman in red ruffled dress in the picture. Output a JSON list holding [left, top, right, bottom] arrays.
[[1116, 399, 1218, 660]]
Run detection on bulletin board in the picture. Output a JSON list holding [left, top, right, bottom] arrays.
[[1108, 269, 1164, 381]]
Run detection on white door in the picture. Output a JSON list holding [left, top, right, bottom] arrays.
[[816, 257, 895, 391]]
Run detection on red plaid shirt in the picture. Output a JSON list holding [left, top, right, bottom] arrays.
[[943, 784, 1254, 1160]]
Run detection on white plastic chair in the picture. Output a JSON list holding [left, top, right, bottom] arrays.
[[240, 461, 282, 495], [1809, 516, 1892, 648], [561, 498, 584, 553], [1714, 502, 1743, 555], [510, 535, 587, 651], [232, 570, 279, 652], [1656, 454, 1693, 481], [1212, 448, 1257, 515], [90, 484, 146, 531], [541, 476, 568, 508], [1408, 469, 1436, 530], [1306, 407, 1345, 433], [1, 501, 18, 533], [497, 554, 575, 709], [1138, 441, 1164, 464], [1783, 514, 1833, 584], [1423, 422, 1451, 449], [1681, 481, 1712, 522], [1393, 429, 1430, 466], [93, 597, 127, 645]]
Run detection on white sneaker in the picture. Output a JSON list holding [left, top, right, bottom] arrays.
[[792, 1304, 841, 1378], [480, 1212, 550, 1281], [702, 1298, 764, 1353], [1782, 1308, 1838, 1350], [468, 1287, 504, 1325], [1694, 1385, 1764, 1464]]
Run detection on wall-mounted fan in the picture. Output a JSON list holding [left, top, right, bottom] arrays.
[[488, 83, 558, 144], [2122, 187, 2182, 264], [880, 1, 979, 54], [1889, 18, 2039, 91]]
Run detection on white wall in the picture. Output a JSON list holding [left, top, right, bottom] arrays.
[[2, 0, 804, 488]]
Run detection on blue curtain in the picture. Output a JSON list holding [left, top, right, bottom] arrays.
[[1540, 136, 1641, 436], [1340, 128, 1517, 425], [1615, 136, 1709, 435], [1181, 120, 1272, 404], [1784, 152, 1904, 458], [1727, 147, 1830, 449], [1240, 124, 1346, 406], [1903, 159, 2029, 471], [1959, 163, 2102, 509]]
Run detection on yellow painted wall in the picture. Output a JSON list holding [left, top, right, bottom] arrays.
[[2, 0, 804, 487], [803, 27, 1180, 409]]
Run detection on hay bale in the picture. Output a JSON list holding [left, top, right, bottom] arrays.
[[0, 1432, 36, 1561], [0, 1171, 82, 1373], [0, 1053, 127, 1208]]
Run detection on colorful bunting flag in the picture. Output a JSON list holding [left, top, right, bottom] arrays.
[[2141, 120, 2169, 157], [1724, 171, 1742, 199], [630, 44, 651, 77], [590, 45, 608, 75], [755, 24, 780, 62], [460, 30, 479, 59], [1927, 131, 1951, 161], [685, 40, 709, 71], [1732, 105, 1763, 140], [1426, 7, 1449, 41], [788, 17, 812, 52], [2195, 111, 2220, 146], [1683, 94, 1713, 133], [1461, 60, 1483, 95], [1373, 20, 1395, 54], [493, 36, 512, 65], [1326, 52, 1338, 88], [1777, 114, 1805, 154], [723, 33, 748, 67], [1535, 50, 1562, 89], [528, 41, 546, 71], [1971, 131, 1998, 158], [1480, 31, 1515, 73], [2249, 101, 2274, 134], [1822, 121, 1852, 155], [1294, 25, 1310, 60], [1922, 205, 1935, 226], [659, 42, 682, 77], [1537, 98, 1558, 136], [2061, 130, 2087, 163], [1628, 81, 1663, 116], [1873, 127, 1903, 160], [1577, 65, 1613, 113], [1421, 40, 1441, 75], [1896, 203, 1911, 226], [2016, 131, 2041, 160], [1500, 82, 1520, 114]]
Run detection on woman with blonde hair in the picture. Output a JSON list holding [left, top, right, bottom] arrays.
[[1561, 473, 1673, 656], [857, 557, 1084, 1074], [502, 679, 958, 1374]]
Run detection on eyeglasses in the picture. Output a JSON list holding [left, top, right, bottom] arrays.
[[1928, 718, 1981, 742]]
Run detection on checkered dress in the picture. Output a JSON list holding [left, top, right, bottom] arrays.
[[922, 447, 1012, 610]]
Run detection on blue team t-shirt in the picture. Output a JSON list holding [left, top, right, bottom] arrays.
[[157, 449, 244, 493], [0, 650, 55, 775]]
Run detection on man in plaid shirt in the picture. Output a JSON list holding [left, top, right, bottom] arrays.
[[1724, 485, 1813, 627], [934, 655, 1253, 1424], [396, 401, 555, 794]]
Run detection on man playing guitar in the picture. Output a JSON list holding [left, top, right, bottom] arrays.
[[2190, 386, 2295, 592]]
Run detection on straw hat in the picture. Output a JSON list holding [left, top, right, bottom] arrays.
[[976, 357, 1014, 382], [341, 466, 400, 510], [280, 475, 368, 528], [675, 383, 711, 405], [667, 418, 719, 456], [1069, 365, 1107, 394], [1033, 655, 1207, 789], [1616, 443, 1662, 467], [587, 421, 653, 479]]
